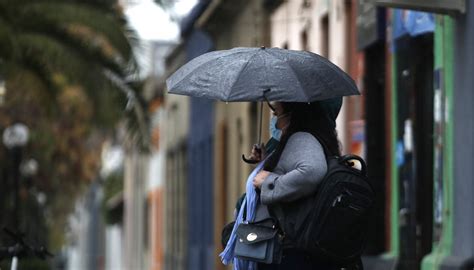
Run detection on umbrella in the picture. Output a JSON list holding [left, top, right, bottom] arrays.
[[166, 46, 359, 102], [166, 46, 358, 162]]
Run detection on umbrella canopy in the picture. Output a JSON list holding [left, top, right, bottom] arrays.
[[166, 47, 359, 102]]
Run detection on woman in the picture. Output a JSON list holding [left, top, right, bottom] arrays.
[[253, 101, 343, 270]]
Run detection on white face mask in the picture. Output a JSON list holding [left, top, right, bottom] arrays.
[[269, 115, 282, 141]]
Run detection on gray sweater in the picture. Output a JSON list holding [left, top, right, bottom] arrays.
[[260, 132, 327, 205]]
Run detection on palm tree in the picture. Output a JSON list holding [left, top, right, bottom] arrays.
[[0, 0, 149, 252], [0, 0, 147, 137]]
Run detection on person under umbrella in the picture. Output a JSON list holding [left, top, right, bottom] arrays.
[[221, 99, 355, 270], [252, 101, 344, 270], [167, 47, 361, 269]]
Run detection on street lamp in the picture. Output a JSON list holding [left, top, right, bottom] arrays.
[[2, 123, 29, 228], [0, 78, 6, 106], [3, 124, 29, 148], [20, 158, 38, 178], [20, 158, 39, 189]]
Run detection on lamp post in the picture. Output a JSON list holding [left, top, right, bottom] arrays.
[[20, 158, 38, 188], [2, 123, 29, 229], [0, 77, 6, 106]]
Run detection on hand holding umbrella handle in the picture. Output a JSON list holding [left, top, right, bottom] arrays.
[[243, 97, 267, 164], [242, 144, 263, 164]]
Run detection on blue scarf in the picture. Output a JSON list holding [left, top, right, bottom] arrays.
[[219, 161, 265, 270]]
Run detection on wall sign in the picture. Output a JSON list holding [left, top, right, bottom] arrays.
[[371, 0, 465, 14]]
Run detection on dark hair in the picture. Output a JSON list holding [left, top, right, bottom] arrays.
[[263, 102, 341, 171]]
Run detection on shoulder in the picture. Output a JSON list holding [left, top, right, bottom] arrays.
[[286, 132, 322, 149], [280, 132, 327, 173], [282, 132, 325, 158]]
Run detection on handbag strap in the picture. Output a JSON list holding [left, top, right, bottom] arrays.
[[250, 217, 278, 227]]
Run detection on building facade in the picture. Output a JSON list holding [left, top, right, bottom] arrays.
[[358, 1, 474, 270], [155, 1, 474, 270]]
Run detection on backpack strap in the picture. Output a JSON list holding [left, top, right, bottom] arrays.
[[340, 154, 368, 176], [268, 133, 331, 241], [311, 133, 332, 158]]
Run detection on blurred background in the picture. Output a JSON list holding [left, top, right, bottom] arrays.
[[0, 0, 473, 270]]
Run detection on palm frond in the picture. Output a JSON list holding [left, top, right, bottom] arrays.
[[0, 0, 147, 144], [0, 17, 18, 61], [104, 69, 150, 151], [15, 33, 128, 124], [18, 2, 135, 63]]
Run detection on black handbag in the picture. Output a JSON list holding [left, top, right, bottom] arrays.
[[234, 218, 283, 264]]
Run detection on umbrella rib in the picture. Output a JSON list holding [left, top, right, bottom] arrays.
[[223, 49, 261, 101], [304, 52, 358, 96], [285, 50, 342, 100], [265, 50, 311, 101], [168, 49, 246, 91], [285, 61, 311, 101], [315, 54, 358, 93]]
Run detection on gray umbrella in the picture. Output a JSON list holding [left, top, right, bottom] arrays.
[[166, 46, 359, 102]]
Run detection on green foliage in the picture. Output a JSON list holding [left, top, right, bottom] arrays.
[[103, 170, 124, 203], [0, 259, 50, 270], [0, 0, 141, 125], [102, 170, 124, 225], [0, 0, 150, 252]]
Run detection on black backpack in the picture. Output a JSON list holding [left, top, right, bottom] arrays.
[[271, 153, 375, 266]]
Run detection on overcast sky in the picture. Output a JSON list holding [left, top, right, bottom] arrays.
[[125, 0, 198, 41]]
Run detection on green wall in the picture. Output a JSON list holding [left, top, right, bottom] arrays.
[[386, 13, 455, 270], [421, 15, 454, 270], [388, 39, 400, 258]]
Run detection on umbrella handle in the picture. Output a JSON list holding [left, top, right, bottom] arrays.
[[243, 93, 268, 165], [242, 154, 259, 164], [241, 145, 262, 164]]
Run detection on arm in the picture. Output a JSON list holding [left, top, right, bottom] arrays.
[[260, 132, 327, 205]]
